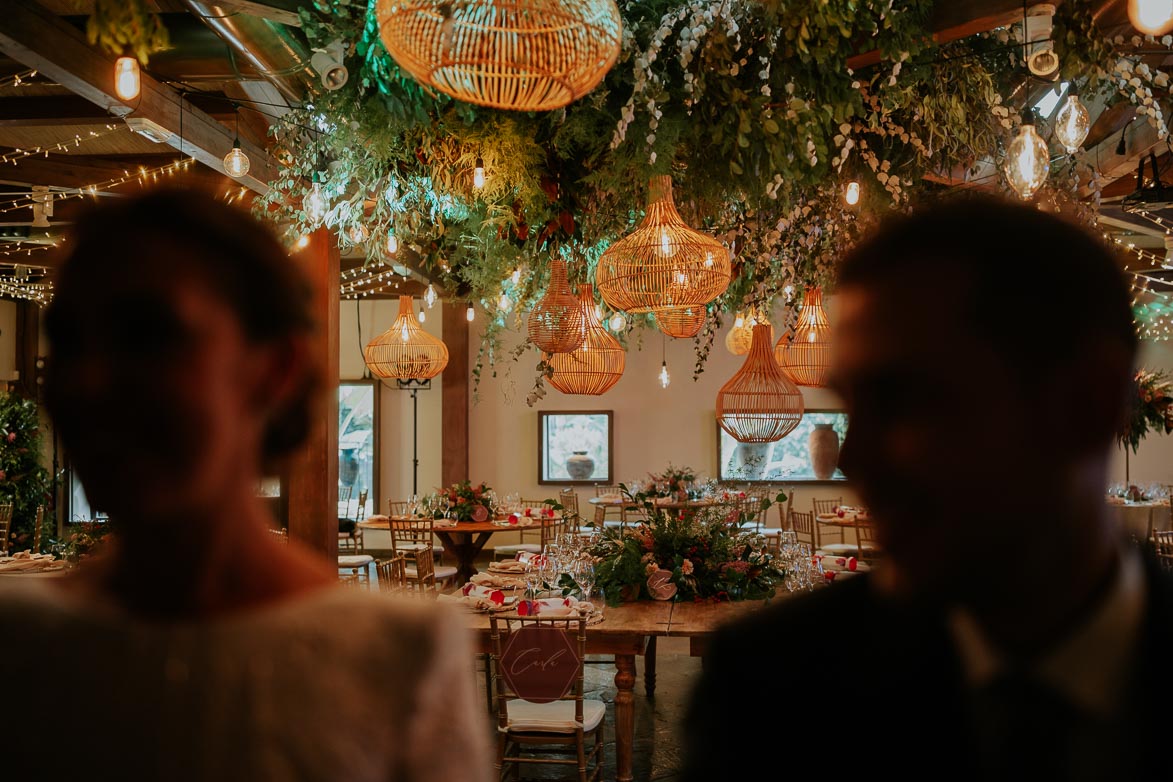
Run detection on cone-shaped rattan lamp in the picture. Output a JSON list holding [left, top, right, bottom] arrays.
[[596, 176, 731, 313], [548, 284, 625, 395], [364, 295, 449, 380], [717, 324, 804, 443], [527, 259, 586, 353], [775, 287, 831, 387], [375, 0, 623, 112], [654, 305, 706, 339]]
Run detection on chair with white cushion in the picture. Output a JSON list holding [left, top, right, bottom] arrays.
[[489, 614, 605, 782], [493, 500, 556, 561], [390, 517, 457, 590]]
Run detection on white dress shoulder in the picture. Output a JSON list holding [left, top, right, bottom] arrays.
[[0, 580, 492, 782]]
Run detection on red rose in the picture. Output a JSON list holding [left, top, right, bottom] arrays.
[[6, 432, 15, 443]]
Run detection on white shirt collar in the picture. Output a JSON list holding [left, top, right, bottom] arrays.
[[946, 545, 1147, 717]]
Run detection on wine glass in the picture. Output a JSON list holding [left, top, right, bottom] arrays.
[[407, 494, 420, 516], [574, 560, 596, 603]]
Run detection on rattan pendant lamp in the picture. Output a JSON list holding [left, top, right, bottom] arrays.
[[527, 258, 586, 353], [547, 285, 625, 395], [364, 295, 449, 380], [374, 0, 623, 112], [775, 286, 832, 387], [654, 305, 706, 339], [596, 175, 731, 313], [717, 324, 804, 443]]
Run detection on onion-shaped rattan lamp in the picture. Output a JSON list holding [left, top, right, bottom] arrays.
[[548, 284, 625, 395], [374, 0, 623, 112], [775, 286, 831, 387], [527, 259, 586, 353], [596, 175, 732, 313], [717, 324, 804, 443], [364, 295, 449, 380], [654, 305, 706, 339]]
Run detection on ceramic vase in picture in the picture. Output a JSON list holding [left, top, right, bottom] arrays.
[[809, 423, 840, 480], [566, 451, 595, 480]]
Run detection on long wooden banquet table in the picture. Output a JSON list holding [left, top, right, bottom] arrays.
[[460, 590, 789, 782]]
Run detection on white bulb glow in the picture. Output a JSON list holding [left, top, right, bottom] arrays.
[[385, 232, 398, 255], [473, 157, 486, 189], [511, 267, 521, 284], [424, 284, 437, 308], [733, 312, 745, 328], [660, 230, 673, 257], [659, 361, 671, 388], [400, 324, 410, 341], [466, 304, 475, 322], [384, 178, 400, 205], [499, 293, 512, 312], [1129, 0, 1173, 34], [417, 308, 426, 324], [844, 181, 860, 205], [114, 56, 140, 101], [223, 144, 251, 178], [1005, 122, 1050, 199], [704, 252, 714, 267], [1054, 95, 1090, 155], [302, 182, 329, 225], [608, 312, 627, 332], [347, 223, 369, 245], [294, 235, 310, 250]]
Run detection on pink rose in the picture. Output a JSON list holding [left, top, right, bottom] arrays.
[[6, 432, 15, 442], [682, 559, 694, 575]]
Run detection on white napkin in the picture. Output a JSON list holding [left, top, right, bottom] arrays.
[[517, 596, 583, 617], [461, 583, 508, 604], [471, 572, 526, 589], [489, 560, 528, 574]]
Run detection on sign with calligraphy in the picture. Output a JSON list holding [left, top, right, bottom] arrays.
[[500, 626, 580, 704]]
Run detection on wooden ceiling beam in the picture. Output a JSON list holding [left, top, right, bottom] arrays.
[[0, 0, 276, 193], [0, 152, 246, 193]]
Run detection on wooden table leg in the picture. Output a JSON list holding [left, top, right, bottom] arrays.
[[435, 531, 492, 585], [614, 653, 636, 782], [644, 636, 657, 697]]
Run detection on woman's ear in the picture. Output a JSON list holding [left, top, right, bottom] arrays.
[[249, 334, 314, 415]]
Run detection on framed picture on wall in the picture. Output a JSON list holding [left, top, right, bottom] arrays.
[[538, 411, 614, 485], [717, 409, 849, 484]]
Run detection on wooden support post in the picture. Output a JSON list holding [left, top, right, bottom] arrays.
[[13, 300, 39, 401], [286, 227, 339, 556], [441, 301, 469, 487]]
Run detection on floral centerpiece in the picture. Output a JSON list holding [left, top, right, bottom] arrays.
[[428, 480, 495, 522], [646, 464, 697, 500], [1119, 368, 1173, 454], [587, 486, 787, 604]]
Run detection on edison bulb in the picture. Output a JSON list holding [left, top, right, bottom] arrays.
[[347, 223, 369, 245], [384, 178, 400, 205], [302, 182, 329, 224], [385, 232, 398, 255], [608, 312, 627, 332], [499, 293, 512, 312], [223, 143, 250, 178], [1005, 122, 1050, 199], [424, 284, 437, 308], [844, 181, 861, 205], [294, 235, 310, 251], [466, 304, 475, 322], [114, 56, 140, 101], [704, 252, 714, 268], [417, 307, 426, 324], [659, 361, 671, 388], [1129, 0, 1173, 34], [511, 267, 521, 285], [1054, 95, 1090, 155], [733, 311, 745, 328], [473, 156, 485, 189], [400, 323, 410, 342]]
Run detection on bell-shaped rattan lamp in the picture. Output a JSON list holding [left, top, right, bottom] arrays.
[[527, 259, 586, 353], [548, 284, 625, 395], [717, 324, 804, 443], [375, 0, 623, 112], [364, 295, 449, 380], [775, 286, 831, 387], [596, 175, 731, 313], [654, 305, 706, 339]]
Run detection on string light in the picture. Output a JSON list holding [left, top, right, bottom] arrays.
[[659, 337, 670, 388], [302, 175, 329, 225], [0, 125, 120, 167], [114, 56, 140, 101], [511, 267, 521, 285], [498, 292, 512, 312], [0, 158, 194, 216], [473, 156, 485, 189], [2, 68, 37, 89], [418, 306, 426, 323], [222, 104, 251, 178], [294, 235, 310, 251], [424, 283, 437, 308], [608, 311, 627, 332]]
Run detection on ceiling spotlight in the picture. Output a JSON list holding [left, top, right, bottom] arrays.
[[1023, 5, 1060, 81], [310, 40, 349, 91]]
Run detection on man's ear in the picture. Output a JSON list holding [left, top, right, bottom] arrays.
[[1043, 340, 1134, 455]]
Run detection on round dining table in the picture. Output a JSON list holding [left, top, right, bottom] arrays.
[[357, 515, 555, 584]]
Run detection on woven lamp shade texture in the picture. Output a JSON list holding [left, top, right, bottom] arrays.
[[375, 0, 622, 112], [527, 259, 586, 353], [654, 306, 706, 338], [363, 295, 449, 380], [596, 175, 731, 313], [725, 313, 773, 355], [717, 324, 804, 443], [775, 287, 832, 387], [548, 284, 625, 395]]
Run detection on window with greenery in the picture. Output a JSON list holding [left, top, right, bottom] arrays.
[[339, 382, 377, 520]]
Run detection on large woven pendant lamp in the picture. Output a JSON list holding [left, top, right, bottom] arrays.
[[527, 258, 586, 353], [548, 284, 625, 395], [654, 305, 706, 339], [374, 0, 623, 112], [717, 324, 804, 443], [596, 175, 731, 313], [364, 295, 449, 380], [775, 286, 832, 387]]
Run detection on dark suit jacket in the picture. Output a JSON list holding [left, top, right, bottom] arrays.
[[679, 557, 1173, 781]]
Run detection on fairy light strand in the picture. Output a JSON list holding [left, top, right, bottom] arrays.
[[0, 158, 195, 215], [0, 125, 120, 167]]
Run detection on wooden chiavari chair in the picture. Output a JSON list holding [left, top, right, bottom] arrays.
[[375, 552, 409, 594], [1153, 530, 1173, 572], [0, 503, 13, 555], [390, 516, 457, 589]]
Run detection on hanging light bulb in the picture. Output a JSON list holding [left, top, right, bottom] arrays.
[[511, 267, 521, 285], [659, 360, 671, 388], [499, 292, 512, 312], [424, 283, 437, 308], [844, 181, 861, 206], [384, 177, 400, 205], [417, 306, 426, 323], [347, 222, 369, 245], [466, 303, 475, 322], [1053, 94, 1090, 155], [608, 311, 627, 332], [734, 311, 745, 328], [114, 56, 140, 101], [1129, 0, 1173, 35], [302, 176, 329, 225], [385, 230, 398, 255], [660, 229, 674, 257], [294, 235, 310, 251], [1004, 110, 1050, 200], [222, 105, 250, 178], [473, 156, 486, 189]]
